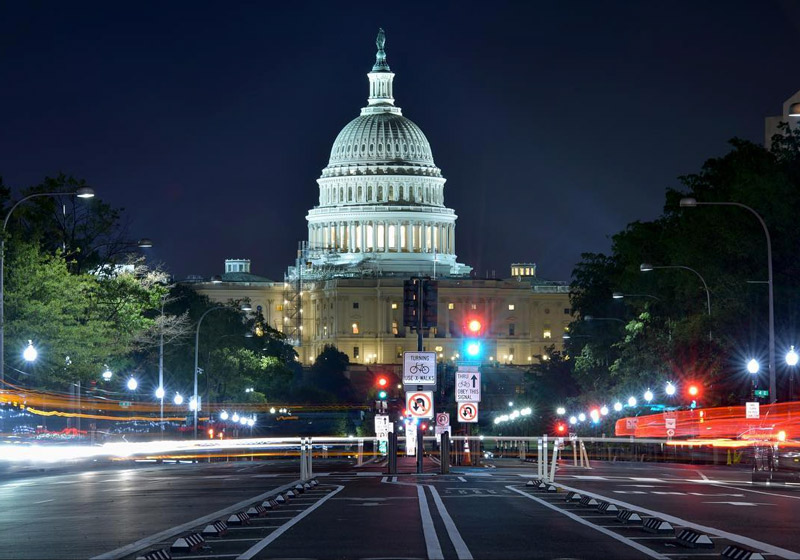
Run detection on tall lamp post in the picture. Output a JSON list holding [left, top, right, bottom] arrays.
[[193, 302, 252, 439], [639, 263, 711, 316], [680, 197, 775, 403], [0, 187, 95, 386]]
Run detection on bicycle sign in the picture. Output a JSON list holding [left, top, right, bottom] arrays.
[[403, 351, 436, 385]]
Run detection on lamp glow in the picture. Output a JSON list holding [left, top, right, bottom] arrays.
[[665, 382, 676, 396], [747, 359, 760, 374], [173, 393, 183, 405], [127, 377, 138, 391], [23, 341, 37, 362], [613, 402, 623, 412], [578, 413, 586, 422], [556, 406, 566, 415], [220, 410, 229, 421], [786, 346, 798, 367], [155, 386, 165, 399], [627, 396, 637, 407], [644, 389, 654, 402]]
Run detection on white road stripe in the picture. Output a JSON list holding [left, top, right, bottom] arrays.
[[91, 479, 302, 560], [417, 485, 444, 560], [428, 486, 473, 560], [237, 485, 344, 560], [507, 486, 667, 559], [553, 482, 800, 559]]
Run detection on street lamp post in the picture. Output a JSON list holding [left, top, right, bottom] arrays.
[[192, 303, 252, 439], [680, 197, 776, 403], [612, 292, 662, 301], [639, 263, 711, 316], [0, 187, 95, 386]]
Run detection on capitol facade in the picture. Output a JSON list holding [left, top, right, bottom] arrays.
[[193, 30, 571, 372]]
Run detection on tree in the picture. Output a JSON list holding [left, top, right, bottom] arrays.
[[4, 241, 167, 388], [306, 345, 354, 402]]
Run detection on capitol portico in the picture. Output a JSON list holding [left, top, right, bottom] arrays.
[[192, 30, 571, 372]]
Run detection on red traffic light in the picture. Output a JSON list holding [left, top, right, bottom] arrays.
[[687, 384, 700, 397], [376, 376, 388, 387], [464, 318, 484, 336], [556, 423, 566, 434]]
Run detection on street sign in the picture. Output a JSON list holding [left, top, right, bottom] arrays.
[[374, 414, 390, 440], [625, 418, 638, 430], [118, 401, 132, 408], [569, 432, 577, 442], [406, 391, 434, 419], [406, 423, 417, 456], [666, 428, 675, 438], [665, 417, 676, 430], [746, 401, 760, 419], [436, 412, 450, 427], [403, 351, 437, 385], [435, 425, 451, 438], [457, 401, 479, 423], [754, 389, 769, 398], [455, 367, 481, 402]]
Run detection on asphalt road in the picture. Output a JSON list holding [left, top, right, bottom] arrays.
[[1, 455, 799, 559]]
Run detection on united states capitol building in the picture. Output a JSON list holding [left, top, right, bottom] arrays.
[[192, 30, 571, 371]]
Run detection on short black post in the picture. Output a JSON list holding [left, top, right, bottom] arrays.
[[416, 426, 424, 474], [440, 432, 450, 474], [388, 430, 397, 474]]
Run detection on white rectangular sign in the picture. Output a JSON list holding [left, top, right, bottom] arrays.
[[374, 414, 390, 440], [665, 417, 676, 430], [406, 423, 417, 456], [455, 367, 481, 402], [746, 401, 760, 419], [403, 351, 437, 385]]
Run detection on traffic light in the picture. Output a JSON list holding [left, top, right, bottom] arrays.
[[422, 280, 438, 329], [463, 317, 485, 359], [687, 384, 700, 398], [555, 422, 566, 435], [403, 279, 419, 328]]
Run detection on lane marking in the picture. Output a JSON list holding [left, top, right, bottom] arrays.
[[507, 486, 666, 559], [553, 482, 800, 559], [33, 499, 55, 504], [457, 477, 467, 483], [702, 501, 772, 507], [428, 486, 473, 560], [417, 486, 444, 560], [91, 479, 302, 560], [237, 485, 344, 560]]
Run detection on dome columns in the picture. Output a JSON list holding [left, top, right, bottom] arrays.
[[308, 218, 454, 255]]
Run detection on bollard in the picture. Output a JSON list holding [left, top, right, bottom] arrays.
[[300, 438, 307, 480], [520, 439, 526, 461], [573, 439, 578, 467], [387, 430, 397, 475], [307, 437, 314, 479], [549, 441, 559, 481], [580, 440, 591, 469], [537, 438, 543, 479], [357, 439, 364, 466], [440, 432, 450, 474], [543, 435, 549, 481], [416, 430, 424, 473]]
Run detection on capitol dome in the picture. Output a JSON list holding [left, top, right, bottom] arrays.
[[327, 112, 437, 170], [300, 29, 472, 279]]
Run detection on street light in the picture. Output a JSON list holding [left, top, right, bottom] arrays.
[[787, 346, 798, 401], [583, 315, 626, 324], [23, 340, 37, 362], [127, 377, 138, 391], [612, 292, 661, 301], [0, 186, 95, 386], [640, 263, 711, 316], [192, 302, 252, 439], [665, 381, 677, 396], [680, 197, 775, 402]]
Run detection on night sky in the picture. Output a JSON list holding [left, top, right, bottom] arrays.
[[2, 2, 799, 282]]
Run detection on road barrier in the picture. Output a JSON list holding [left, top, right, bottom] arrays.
[[721, 544, 765, 559], [616, 509, 642, 524], [246, 505, 268, 518], [202, 520, 228, 537], [170, 533, 205, 553], [227, 512, 251, 526], [675, 529, 714, 549], [596, 501, 619, 514], [642, 517, 673, 533]]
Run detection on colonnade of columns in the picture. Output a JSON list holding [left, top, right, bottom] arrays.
[[309, 220, 454, 254]]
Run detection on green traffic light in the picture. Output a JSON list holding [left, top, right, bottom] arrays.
[[378, 390, 387, 399]]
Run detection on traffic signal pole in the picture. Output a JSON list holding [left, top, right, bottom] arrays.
[[416, 278, 424, 474]]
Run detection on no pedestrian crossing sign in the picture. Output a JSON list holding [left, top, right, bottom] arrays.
[[455, 367, 481, 402], [403, 352, 436, 385], [406, 391, 434, 419]]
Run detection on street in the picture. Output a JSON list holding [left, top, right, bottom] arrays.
[[1, 455, 799, 559]]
